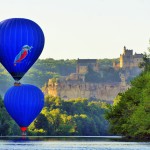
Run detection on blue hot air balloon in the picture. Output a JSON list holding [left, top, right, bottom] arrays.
[[0, 18, 45, 81], [4, 84, 44, 133]]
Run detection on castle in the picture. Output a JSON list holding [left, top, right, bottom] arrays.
[[120, 46, 143, 68], [42, 46, 143, 102]]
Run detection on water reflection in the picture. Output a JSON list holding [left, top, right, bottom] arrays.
[[0, 136, 123, 141]]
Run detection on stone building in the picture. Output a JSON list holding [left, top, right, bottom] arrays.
[[120, 46, 143, 68], [76, 59, 99, 74]]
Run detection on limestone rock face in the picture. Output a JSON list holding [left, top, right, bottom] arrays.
[[42, 79, 130, 102]]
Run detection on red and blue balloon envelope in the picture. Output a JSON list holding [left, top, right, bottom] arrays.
[[0, 18, 45, 81], [4, 84, 44, 133]]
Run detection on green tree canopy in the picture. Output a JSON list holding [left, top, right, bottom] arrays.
[[105, 70, 150, 139], [28, 96, 109, 136]]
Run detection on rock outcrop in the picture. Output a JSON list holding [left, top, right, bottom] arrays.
[[42, 79, 130, 102]]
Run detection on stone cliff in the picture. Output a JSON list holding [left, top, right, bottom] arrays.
[[42, 78, 130, 102]]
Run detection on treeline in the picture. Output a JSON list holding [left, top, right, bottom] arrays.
[[0, 59, 77, 95], [106, 52, 150, 139], [0, 95, 109, 136], [22, 58, 77, 88]]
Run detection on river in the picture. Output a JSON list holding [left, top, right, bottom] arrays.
[[0, 136, 149, 150]]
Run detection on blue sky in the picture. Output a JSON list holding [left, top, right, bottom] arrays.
[[0, 0, 150, 59]]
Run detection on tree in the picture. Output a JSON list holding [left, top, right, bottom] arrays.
[[139, 52, 150, 72], [34, 114, 49, 130], [85, 66, 101, 82], [28, 96, 109, 136], [105, 71, 150, 139], [0, 95, 20, 135], [139, 40, 150, 72]]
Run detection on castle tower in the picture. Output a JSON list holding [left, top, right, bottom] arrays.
[[119, 46, 143, 68]]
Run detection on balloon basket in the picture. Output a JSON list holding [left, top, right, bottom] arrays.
[[14, 81, 21, 86], [21, 127, 27, 138]]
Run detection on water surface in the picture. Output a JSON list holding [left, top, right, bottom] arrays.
[[0, 136, 149, 150]]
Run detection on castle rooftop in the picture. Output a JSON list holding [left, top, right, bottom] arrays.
[[77, 59, 97, 64]]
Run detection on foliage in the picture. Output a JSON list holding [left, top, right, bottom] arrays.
[[139, 40, 150, 72], [105, 71, 150, 139], [97, 58, 119, 68], [85, 66, 121, 83], [0, 59, 77, 95], [0, 65, 13, 96], [100, 67, 121, 82], [0, 94, 109, 136], [0, 95, 20, 135], [28, 96, 109, 136], [32, 58, 77, 77], [139, 52, 150, 72], [22, 58, 76, 87], [85, 66, 101, 82]]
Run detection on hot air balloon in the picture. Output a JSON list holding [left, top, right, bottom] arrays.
[[0, 18, 45, 81], [4, 84, 44, 134]]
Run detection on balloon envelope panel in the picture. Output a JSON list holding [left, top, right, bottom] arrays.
[[4, 84, 44, 127], [0, 18, 45, 81]]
